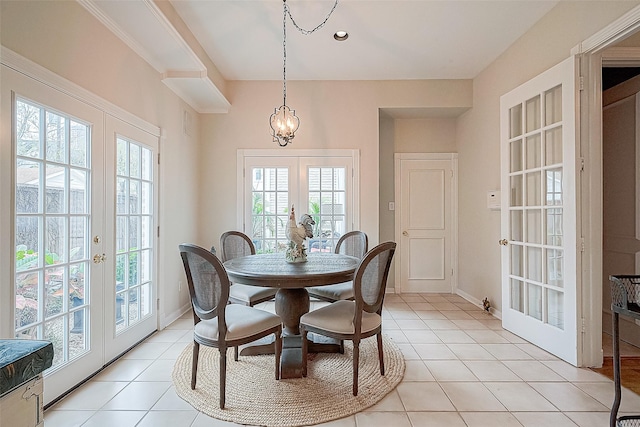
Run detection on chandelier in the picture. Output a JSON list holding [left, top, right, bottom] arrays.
[[270, 0, 339, 147]]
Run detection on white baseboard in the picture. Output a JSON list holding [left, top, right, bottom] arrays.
[[456, 289, 503, 320], [160, 303, 191, 330]]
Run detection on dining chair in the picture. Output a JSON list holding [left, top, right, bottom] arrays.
[[307, 231, 368, 302], [220, 231, 278, 306], [300, 241, 396, 396], [179, 243, 282, 409]]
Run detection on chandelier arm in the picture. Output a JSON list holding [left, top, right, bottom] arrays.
[[285, 0, 339, 36], [282, 0, 287, 106]]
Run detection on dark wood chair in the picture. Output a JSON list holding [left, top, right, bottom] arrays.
[[179, 243, 282, 409], [220, 231, 278, 306], [307, 231, 369, 302], [300, 241, 396, 396]]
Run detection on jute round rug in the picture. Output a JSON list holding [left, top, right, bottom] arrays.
[[172, 335, 405, 427]]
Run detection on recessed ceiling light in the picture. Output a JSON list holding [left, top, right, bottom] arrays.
[[334, 31, 349, 41]]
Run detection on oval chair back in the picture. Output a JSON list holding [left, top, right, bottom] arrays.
[[220, 231, 255, 262]]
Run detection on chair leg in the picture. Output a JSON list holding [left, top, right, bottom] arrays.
[[275, 328, 282, 380], [219, 347, 227, 409], [301, 328, 308, 377], [352, 339, 360, 396], [191, 341, 200, 390], [234, 345, 239, 362], [339, 339, 345, 354], [377, 332, 385, 376]]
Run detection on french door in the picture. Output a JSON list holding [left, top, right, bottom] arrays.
[[5, 65, 158, 403], [240, 150, 358, 253], [500, 57, 579, 365]]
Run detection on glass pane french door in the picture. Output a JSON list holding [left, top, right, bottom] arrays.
[[243, 153, 355, 254], [6, 66, 105, 404], [500, 57, 579, 365], [103, 116, 158, 362]]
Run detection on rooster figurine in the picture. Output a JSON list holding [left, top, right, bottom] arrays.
[[285, 205, 315, 263]]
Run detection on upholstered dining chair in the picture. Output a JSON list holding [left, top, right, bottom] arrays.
[[307, 231, 368, 302], [179, 243, 282, 409], [300, 241, 396, 396], [220, 231, 278, 306]]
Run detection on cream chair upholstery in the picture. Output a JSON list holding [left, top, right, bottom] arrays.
[[179, 243, 282, 409], [307, 231, 368, 302], [300, 241, 396, 396]]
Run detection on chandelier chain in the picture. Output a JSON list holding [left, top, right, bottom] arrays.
[[285, 0, 339, 36], [282, 1, 287, 106]]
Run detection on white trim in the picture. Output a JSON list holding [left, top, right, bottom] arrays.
[[572, 5, 640, 55], [160, 303, 192, 330], [0, 47, 160, 137], [602, 47, 640, 66]]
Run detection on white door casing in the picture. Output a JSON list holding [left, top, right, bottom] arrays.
[[395, 153, 458, 294], [500, 56, 579, 366]]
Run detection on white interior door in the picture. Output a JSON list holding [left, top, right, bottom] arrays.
[[500, 56, 579, 365], [4, 65, 105, 404], [396, 154, 456, 293], [103, 115, 159, 361]]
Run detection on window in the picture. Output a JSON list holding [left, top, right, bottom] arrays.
[[241, 150, 359, 254]]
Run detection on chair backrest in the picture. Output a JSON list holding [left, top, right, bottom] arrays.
[[335, 230, 368, 259], [220, 231, 256, 262], [179, 243, 230, 325], [353, 241, 396, 317]]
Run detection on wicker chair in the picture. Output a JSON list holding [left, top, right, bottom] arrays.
[[179, 243, 282, 409], [300, 241, 396, 396], [220, 231, 278, 306], [307, 231, 368, 302]]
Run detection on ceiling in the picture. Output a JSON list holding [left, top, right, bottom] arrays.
[[80, 0, 560, 112]]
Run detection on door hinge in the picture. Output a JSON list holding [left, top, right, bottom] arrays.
[[157, 226, 160, 238], [157, 299, 160, 310], [581, 317, 586, 333], [580, 157, 585, 172], [579, 75, 584, 91], [157, 153, 160, 165], [580, 237, 585, 252]]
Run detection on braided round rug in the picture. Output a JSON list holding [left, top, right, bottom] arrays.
[[172, 335, 405, 426]]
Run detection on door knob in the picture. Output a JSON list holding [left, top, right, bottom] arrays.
[[402, 231, 409, 236], [499, 239, 509, 246], [93, 253, 106, 264]]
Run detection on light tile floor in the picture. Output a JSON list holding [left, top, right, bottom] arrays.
[[45, 293, 640, 427]]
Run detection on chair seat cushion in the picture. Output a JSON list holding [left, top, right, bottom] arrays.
[[0, 339, 53, 396], [300, 300, 381, 335], [229, 284, 277, 304], [194, 305, 281, 342], [308, 282, 354, 301]]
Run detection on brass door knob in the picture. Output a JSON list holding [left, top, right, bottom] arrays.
[[499, 239, 508, 246], [402, 231, 409, 236]]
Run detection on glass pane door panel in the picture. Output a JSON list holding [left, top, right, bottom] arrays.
[[546, 208, 563, 246], [115, 137, 153, 334], [526, 135, 541, 169], [308, 166, 347, 252], [545, 127, 563, 165], [510, 210, 523, 241], [545, 85, 562, 125], [546, 249, 564, 288], [547, 289, 564, 329], [509, 104, 522, 138], [510, 175, 523, 207], [527, 284, 543, 321], [526, 246, 542, 282], [14, 98, 91, 369], [526, 95, 541, 132], [510, 139, 523, 172], [510, 279, 524, 312], [545, 169, 563, 205], [526, 209, 542, 244], [511, 245, 523, 278], [526, 172, 541, 206], [251, 167, 290, 253]]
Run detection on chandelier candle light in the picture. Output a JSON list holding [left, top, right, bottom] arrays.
[[269, 0, 339, 147]]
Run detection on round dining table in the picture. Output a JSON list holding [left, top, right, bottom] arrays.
[[223, 252, 359, 378]]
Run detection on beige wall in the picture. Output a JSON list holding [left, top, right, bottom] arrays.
[[0, 0, 203, 328], [455, 1, 640, 313], [198, 80, 472, 252]]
